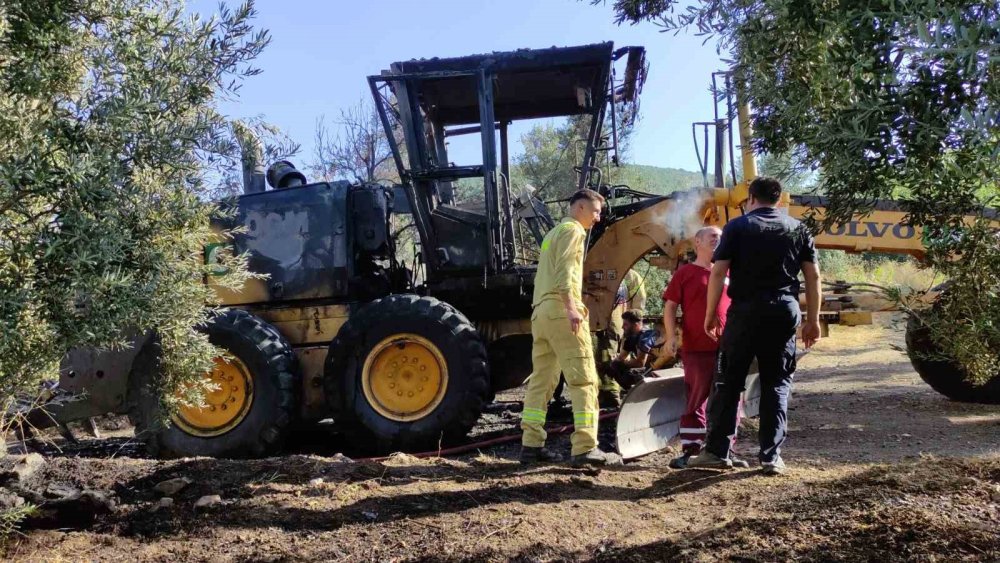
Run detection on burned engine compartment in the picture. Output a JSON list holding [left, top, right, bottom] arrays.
[[211, 167, 402, 305]]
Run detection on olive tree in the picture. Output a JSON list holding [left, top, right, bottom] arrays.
[[598, 0, 1000, 385], [310, 97, 401, 185], [0, 0, 269, 411]]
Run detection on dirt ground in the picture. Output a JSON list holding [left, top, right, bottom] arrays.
[[5, 313, 1000, 562]]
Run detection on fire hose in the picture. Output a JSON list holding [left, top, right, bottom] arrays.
[[360, 410, 620, 462]]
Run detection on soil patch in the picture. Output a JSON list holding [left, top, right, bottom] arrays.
[[5, 314, 1000, 562]]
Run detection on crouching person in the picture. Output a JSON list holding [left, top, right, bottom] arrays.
[[605, 309, 669, 392]]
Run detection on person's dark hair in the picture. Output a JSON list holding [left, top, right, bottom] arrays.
[[748, 176, 783, 205], [621, 309, 643, 324], [569, 188, 606, 207]]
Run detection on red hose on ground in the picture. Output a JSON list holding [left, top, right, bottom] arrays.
[[359, 410, 619, 462]]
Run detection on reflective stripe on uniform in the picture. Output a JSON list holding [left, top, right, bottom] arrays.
[[679, 427, 707, 434], [573, 411, 597, 428], [521, 407, 547, 424]]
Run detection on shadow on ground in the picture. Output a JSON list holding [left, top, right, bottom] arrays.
[[409, 457, 1000, 562]]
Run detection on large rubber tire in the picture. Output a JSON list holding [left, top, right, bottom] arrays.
[[487, 334, 533, 393], [128, 309, 298, 458], [905, 314, 1000, 404], [325, 295, 489, 453]]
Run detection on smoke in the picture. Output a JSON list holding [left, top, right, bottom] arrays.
[[659, 190, 709, 242]]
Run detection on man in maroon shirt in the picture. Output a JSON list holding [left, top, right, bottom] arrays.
[[662, 226, 747, 469]]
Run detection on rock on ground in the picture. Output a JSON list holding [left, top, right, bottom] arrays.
[[153, 477, 191, 496], [0, 453, 45, 485], [194, 495, 222, 509]]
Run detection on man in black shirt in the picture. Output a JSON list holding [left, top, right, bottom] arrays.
[[688, 177, 822, 475]]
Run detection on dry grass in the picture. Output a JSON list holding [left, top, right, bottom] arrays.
[[821, 251, 941, 295]]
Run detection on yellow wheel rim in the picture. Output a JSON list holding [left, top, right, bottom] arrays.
[[362, 334, 448, 422], [172, 356, 254, 437]]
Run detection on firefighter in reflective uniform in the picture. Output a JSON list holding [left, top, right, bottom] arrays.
[[520, 189, 623, 467], [596, 269, 647, 408]]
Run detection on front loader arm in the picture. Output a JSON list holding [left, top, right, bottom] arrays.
[[583, 191, 721, 331], [584, 185, 943, 334], [787, 196, 926, 258]]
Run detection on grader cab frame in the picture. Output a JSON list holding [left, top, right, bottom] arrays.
[[366, 42, 647, 312]]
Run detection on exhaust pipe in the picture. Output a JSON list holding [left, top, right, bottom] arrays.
[[231, 120, 266, 194], [266, 160, 306, 189]]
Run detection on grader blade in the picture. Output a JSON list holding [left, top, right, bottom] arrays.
[[616, 362, 765, 460], [615, 368, 687, 460], [616, 350, 812, 460], [743, 368, 763, 418]]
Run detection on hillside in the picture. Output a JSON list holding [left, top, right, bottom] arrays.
[[610, 163, 711, 195], [454, 164, 710, 204]]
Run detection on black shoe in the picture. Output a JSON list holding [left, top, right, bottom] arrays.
[[668, 452, 692, 469], [598, 390, 622, 409], [686, 451, 734, 470], [520, 446, 563, 465], [570, 448, 623, 467], [627, 368, 651, 388]]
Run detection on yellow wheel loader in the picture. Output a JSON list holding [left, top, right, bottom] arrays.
[[585, 78, 1000, 458]]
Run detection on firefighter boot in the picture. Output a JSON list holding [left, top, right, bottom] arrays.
[[520, 446, 564, 465], [571, 447, 624, 467]]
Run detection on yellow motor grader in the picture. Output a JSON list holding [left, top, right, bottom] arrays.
[[41, 42, 997, 460]]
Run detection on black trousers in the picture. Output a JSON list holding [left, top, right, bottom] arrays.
[[605, 359, 647, 391], [705, 296, 799, 463]]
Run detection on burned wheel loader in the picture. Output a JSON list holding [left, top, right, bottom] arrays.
[[42, 43, 650, 457]]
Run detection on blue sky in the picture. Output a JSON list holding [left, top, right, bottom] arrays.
[[193, 0, 728, 172]]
